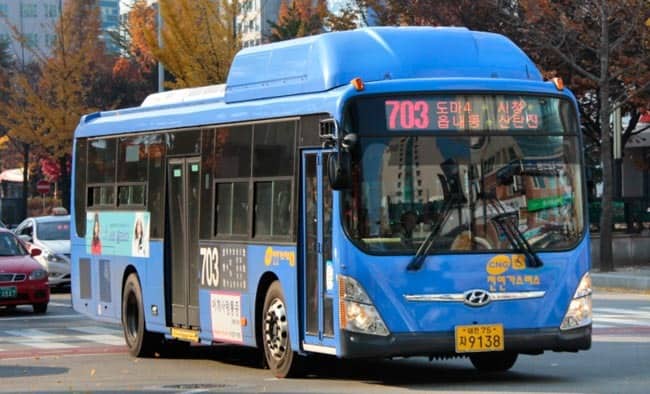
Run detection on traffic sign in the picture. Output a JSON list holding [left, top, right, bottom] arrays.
[[36, 180, 50, 194]]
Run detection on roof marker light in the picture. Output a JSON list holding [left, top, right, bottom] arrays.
[[552, 77, 564, 91], [350, 77, 365, 91]]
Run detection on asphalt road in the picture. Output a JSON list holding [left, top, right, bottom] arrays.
[[0, 291, 648, 393]]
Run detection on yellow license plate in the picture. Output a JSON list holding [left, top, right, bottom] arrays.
[[455, 324, 504, 353]]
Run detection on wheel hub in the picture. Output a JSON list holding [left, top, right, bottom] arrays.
[[264, 298, 288, 361]]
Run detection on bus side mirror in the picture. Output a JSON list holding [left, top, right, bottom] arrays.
[[328, 152, 351, 190]]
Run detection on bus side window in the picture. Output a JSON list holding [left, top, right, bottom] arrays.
[[273, 182, 291, 236]]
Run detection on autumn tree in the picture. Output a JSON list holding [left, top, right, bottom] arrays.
[[110, 0, 158, 106], [0, 0, 107, 211], [346, 1, 650, 271], [348, 0, 510, 31], [494, 1, 650, 272], [0, 39, 13, 156], [268, 0, 329, 42], [325, 4, 360, 32], [139, 0, 241, 88]]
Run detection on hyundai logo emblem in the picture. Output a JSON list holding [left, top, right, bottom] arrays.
[[463, 289, 491, 307]]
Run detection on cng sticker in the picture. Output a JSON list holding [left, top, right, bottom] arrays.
[[264, 247, 296, 267], [512, 254, 526, 270], [486, 255, 511, 275]]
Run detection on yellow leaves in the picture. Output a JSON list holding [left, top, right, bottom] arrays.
[[0, 1, 102, 159], [645, 18, 650, 28], [0, 135, 9, 149], [140, 0, 240, 89]]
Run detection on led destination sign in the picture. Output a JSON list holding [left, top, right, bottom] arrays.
[[385, 95, 546, 132]]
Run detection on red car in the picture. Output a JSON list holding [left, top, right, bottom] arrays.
[[0, 228, 50, 313]]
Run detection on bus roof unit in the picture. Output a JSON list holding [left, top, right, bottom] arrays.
[[224, 26, 542, 103], [78, 27, 545, 133]]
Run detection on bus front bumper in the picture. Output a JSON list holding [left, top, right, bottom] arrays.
[[340, 325, 591, 359]]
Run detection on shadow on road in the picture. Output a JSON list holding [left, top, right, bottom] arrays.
[[0, 365, 68, 379], [157, 344, 572, 388], [296, 356, 571, 389]]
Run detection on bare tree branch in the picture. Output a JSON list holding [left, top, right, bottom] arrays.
[[612, 80, 650, 109]]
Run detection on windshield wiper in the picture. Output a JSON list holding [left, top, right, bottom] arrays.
[[479, 193, 543, 268], [406, 197, 457, 271]]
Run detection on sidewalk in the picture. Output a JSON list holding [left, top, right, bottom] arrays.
[[592, 267, 650, 292]]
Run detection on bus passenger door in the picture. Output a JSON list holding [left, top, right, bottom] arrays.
[[167, 157, 201, 328], [301, 151, 336, 353]]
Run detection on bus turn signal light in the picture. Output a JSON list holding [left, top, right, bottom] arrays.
[[350, 77, 365, 91], [552, 77, 564, 90]]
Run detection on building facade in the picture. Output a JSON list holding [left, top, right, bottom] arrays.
[[99, 0, 120, 53], [0, 0, 63, 64], [238, 0, 280, 48], [0, 0, 120, 64]]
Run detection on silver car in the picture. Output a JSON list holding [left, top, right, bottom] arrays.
[[14, 215, 71, 289]]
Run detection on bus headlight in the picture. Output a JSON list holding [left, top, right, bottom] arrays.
[[338, 275, 389, 336], [560, 272, 592, 330]]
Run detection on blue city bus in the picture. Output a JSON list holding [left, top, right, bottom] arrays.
[[70, 27, 591, 377]]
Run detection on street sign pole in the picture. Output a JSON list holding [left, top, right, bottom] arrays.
[[36, 180, 50, 213]]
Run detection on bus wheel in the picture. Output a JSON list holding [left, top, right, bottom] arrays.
[[262, 281, 298, 378], [122, 273, 163, 357], [469, 352, 518, 372]]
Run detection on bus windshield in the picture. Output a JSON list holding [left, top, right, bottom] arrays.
[[343, 94, 585, 255]]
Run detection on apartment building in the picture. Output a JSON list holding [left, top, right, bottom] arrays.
[[0, 0, 120, 64]]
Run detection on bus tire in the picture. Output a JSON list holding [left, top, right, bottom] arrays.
[[262, 281, 299, 378], [469, 352, 518, 372], [122, 273, 163, 357]]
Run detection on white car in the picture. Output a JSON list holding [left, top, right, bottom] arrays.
[[14, 214, 71, 289]]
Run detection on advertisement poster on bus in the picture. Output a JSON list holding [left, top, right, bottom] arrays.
[[86, 211, 150, 257], [210, 291, 243, 343]]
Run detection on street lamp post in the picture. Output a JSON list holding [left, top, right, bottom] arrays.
[[157, 2, 164, 92]]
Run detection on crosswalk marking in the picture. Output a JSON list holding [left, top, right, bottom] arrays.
[[592, 335, 650, 343], [0, 314, 84, 322], [5, 329, 63, 338], [68, 326, 121, 335], [594, 316, 649, 326], [592, 307, 650, 329], [19, 340, 77, 349], [48, 301, 71, 307], [595, 308, 650, 316], [0, 326, 124, 353], [76, 334, 124, 346]]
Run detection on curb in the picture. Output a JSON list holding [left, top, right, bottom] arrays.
[[592, 274, 650, 292]]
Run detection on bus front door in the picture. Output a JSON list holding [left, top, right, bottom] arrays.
[[167, 157, 201, 329], [301, 151, 336, 354]]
